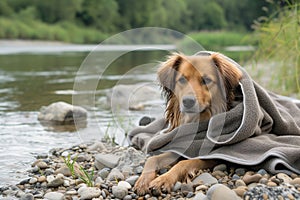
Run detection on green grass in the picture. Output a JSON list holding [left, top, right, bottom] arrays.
[[62, 154, 94, 187], [250, 3, 300, 97], [0, 17, 108, 44], [181, 31, 255, 62]]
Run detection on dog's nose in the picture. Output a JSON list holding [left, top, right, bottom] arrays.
[[182, 96, 196, 109]]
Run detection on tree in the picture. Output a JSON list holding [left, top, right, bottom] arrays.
[[79, 0, 119, 33]]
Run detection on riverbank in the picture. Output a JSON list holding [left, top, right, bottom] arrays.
[[1, 141, 300, 200]]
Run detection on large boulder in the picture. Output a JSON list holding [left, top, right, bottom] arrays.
[[38, 101, 87, 124]]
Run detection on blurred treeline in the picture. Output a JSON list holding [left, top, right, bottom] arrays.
[[0, 0, 274, 43]]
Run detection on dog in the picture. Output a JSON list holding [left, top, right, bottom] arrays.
[[134, 52, 243, 195]]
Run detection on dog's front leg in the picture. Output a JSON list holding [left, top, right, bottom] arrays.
[[149, 159, 216, 193], [134, 152, 179, 195]]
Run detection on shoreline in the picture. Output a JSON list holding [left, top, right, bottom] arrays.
[[1, 141, 300, 200]]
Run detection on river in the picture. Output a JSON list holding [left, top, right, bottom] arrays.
[[0, 42, 170, 186]]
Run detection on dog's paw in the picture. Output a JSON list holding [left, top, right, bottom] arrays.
[[149, 173, 177, 194], [133, 172, 156, 196]]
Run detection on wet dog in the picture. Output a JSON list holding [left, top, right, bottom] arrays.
[[134, 52, 242, 195]]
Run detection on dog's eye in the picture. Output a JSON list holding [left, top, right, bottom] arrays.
[[201, 76, 212, 85], [178, 76, 187, 84]]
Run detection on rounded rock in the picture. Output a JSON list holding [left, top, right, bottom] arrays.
[[290, 178, 300, 185], [29, 177, 38, 184], [207, 184, 240, 200], [78, 187, 101, 200], [242, 174, 262, 185], [112, 185, 128, 199], [235, 179, 246, 187], [118, 181, 132, 189], [44, 191, 64, 200], [276, 173, 292, 183], [233, 186, 248, 197], [213, 164, 227, 172], [107, 168, 124, 181], [36, 161, 48, 169], [125, 175, 139, 186]]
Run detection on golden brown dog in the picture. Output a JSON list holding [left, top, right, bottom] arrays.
[[134, 52, 243, 195]]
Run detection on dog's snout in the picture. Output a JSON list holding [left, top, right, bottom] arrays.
[[182, 96, 196, 109]]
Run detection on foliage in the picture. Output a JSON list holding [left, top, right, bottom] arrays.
[[62, 154, 94, 187], [251, 1, 300, 96], [183, 31, 254, 61], [0, 0, 274, 43]]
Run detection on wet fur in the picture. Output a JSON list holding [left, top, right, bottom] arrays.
[[134, 52, 242, 195]]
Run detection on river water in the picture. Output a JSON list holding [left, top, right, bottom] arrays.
[[0, 43, 170, 186]]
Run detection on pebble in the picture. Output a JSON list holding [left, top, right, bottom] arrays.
[[47, 176, 64, 188], [194, 192, 207, 200], [87, 141, 107, 152], [36, 161, 48, 169], [235, 168, 246, 176], [192, 172, 218, 186], [125, 175, 139, 186], [44, 191, 64, 200], [54, 166, 72, 176], [180, 183, 193, 195], [38, 175, 46, 182], [20, 193, 34, 200], [94, 153, 120, 169], [173, 181, 182, 192], [235, 179, 246, 187], [290, 177, 300, 185], [277, 172, 292, 183], [243, 173, 262, 184], [207, 184, 240, 200], [97, 168, 110, 179], [107, 168, 124, 181], [112, 185, 128, 199], [78, 187, 101, 200], [233, 186, 248, 197], [29, 177, 38, 184], [118, 181, 132, 189], [213, 164, 227, 172], [257, 169, 268, 176], [3, 141, 300, 200]]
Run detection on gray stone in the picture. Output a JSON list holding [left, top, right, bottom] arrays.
[[107, 168, 124, 181], [78, 187, 101, 200], [76, 153, 92, 162], [29, 177, 38, 184], [54, 166, 72, 176], [193, 192, 207, 200], [87, 142, 107, 152], [172, 181, 182, 192], [20, 193, 34, 200], [257, 169, 268, 176], [207, 184, 240, 200], [118, 181, 132, 189], [192, 172, 218, 186], [112, 185, 128, 199], [97, 168, 110, 179], [44, 192, 64, 200], [125, 175, 139, 186], [213, 164, 227, 172], [38, 101, 87, 123], [94, 153, 120, 170], [235, 168, 246, 176], [47, 176, 64, 188], [123, 195, 133, 200], [36, 161, 48, 169]]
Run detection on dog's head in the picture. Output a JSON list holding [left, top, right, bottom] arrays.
[[158, 52, 242, 130]]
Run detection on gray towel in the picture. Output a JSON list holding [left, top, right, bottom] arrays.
[[128, 52, 300, 175]]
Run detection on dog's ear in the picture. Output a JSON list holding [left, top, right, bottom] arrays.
[[157, 53, 183, 96], [211, 53, 242, 90]]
